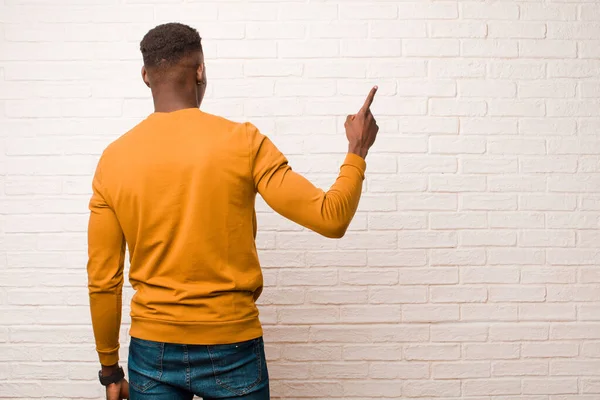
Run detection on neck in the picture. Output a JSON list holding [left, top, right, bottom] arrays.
[[151, 86, 197, 113]]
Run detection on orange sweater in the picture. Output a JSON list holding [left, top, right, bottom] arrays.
[[87, 108, 366, 365]]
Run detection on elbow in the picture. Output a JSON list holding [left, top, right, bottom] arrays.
[[320, 222, 349, 239]]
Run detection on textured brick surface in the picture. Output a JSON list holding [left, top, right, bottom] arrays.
[[1, 0, 599, 399]]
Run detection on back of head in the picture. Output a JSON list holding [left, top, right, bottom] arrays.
[[140, 22, 203, 70], [140, 22, 207, 110]]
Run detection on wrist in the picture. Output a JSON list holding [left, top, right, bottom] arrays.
[[348, 145, 368, 159]]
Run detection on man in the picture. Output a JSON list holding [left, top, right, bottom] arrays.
[[87, 22, 379, 400]]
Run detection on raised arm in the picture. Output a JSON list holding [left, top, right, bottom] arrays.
[[250, 87, 379, 238]]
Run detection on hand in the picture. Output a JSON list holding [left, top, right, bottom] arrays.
[[106, 379, 129, 400], [345, 86, 379, 159]]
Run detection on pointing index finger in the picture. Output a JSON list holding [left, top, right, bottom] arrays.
[[360, 85, 378, 114]]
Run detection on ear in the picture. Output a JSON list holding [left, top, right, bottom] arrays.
[[196, 63, 205, 85], [141, 66, 150, 88]]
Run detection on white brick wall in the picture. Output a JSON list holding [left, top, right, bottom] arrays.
[[0, 0, 599, 399]]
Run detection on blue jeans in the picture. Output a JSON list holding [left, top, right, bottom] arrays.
[[128, 336, 269, 400]]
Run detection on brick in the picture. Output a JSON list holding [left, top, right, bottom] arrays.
[[578, 231, 600, 248], [548, 249, 600, 265], [367, 250, 427, 267], [396, 268, 458, 285], [397, 156, 457, 173], [397, 194, 457, 211], [403, 380, 461, 398], [523, 379, 578, 395], [520, 195, 577, 211], [369, 60, 426, 78], [522, 267, 577, 284], [404, 39, 459, 57], [430, 249, 486, 267], [431, 324, 488, 343], [340, 270, 398, 286], [549, 100, 600, 117], [430, 22, 487, 38], [307, 289, 367, 305], [463, 379, 522, 396], [461, 194, 517, 211], [490, 324, 549, 341], [340, 4, 397, 20], [403, 305, 459, 323], [550, 175, 600, 192], [489, 286, 547, 303], [492, 361, 548, 376], [519, 80, 577, 99], [279, 270, 337, 286], [430, 212, 487, 230], [523, 342, 579, 358], [580, 305, 600, 321], [548, 60, 600, 78], [462, 304, 518, 322], [431, 286, 487, 303], [430, 175, 486, 192], [465, 343, 520, 360], [430, 137, 486, 154], [343, 345, 402, 361], [338, 232, 398, 250], [262, 326, 309, 343], [552, 360, 600, 376], [552, 323, 600, 340], [461, 117, 518, 135], [488, 249, 545, 265], [309, 362, 368, 379], [462, 267, 520, 284], [279, 3, 337, 21], [583, 379, 600, 394], [368, 286, 427, 304], [431, 59, 486, 78], [462, 159, 519, 174], [489, 22, 547, 39], [370, 362, 429, 379], [404, 344, 460, 361], [519, 118, 576, 135], [368, 213, 427, 230], [342, 381, 403, 398], [489, 212, 545, 228], [520, 304, 576, 321], [458, 79, 516, 98], [548, 285, 600, 302], [521, 4, 577, 21], [267, 362, 310, 380], [398, 231, 457, 249], [489, 138, 546, 155], [274, 381, 342, 398], [581, 268, 600, 283], [278, 307, 338, 324], [489, 100, 545, 117], [368, 176, 426, 193], [580, 41, 600, 59], [396, 80, 456, 97], [397, 116, 459, 133], [460, 230, 517, 247], [397, 2, 458, 19], [490, 61, 547, 80], [430, 99, 487, 117], [340, 305, 402, 323], [341, 39, 402, 58], [462, 39, 518, 58], [461, 2, 518, 19]]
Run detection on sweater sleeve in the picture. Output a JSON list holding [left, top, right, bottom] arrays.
[[87, 160, 126, 366], [248, 122, 366, 238]]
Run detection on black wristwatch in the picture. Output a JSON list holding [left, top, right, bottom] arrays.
[[99, 366, 125, 386]]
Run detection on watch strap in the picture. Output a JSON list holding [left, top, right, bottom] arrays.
[[99, 366, 124, 386]]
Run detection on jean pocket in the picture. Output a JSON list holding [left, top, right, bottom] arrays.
[[208, 337, 263, 396], [128, 337, 164, 393]]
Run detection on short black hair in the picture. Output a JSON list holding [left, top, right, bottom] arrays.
[[140, 22, 203, 68]]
